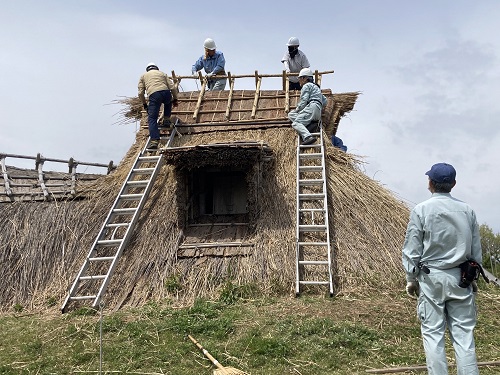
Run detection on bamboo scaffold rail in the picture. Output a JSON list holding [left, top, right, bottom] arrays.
[[171, 69, 334, 123], [0, 152, 116, 201]]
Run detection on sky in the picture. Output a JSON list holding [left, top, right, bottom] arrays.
[[1, 1, 500, 233]]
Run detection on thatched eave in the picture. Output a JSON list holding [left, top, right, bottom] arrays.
[[162, 141, 274, 169]]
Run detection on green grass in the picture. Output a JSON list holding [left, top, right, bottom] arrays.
[[0, 285, 499, 374]]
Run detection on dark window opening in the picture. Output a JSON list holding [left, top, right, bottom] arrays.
[[188, 167, 249, 224]]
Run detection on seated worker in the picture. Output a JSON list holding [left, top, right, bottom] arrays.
[[138, 62, 178, 149], [281, 37, 310, 90], [288, 68, 327, 145], [192, 38, 227, 91]]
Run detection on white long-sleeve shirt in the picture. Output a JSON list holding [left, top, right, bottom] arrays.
[[402, 192, 482, 281]]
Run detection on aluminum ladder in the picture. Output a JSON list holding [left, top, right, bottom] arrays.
[[61, 127, 177, 313], [295, 121, 334, 296]]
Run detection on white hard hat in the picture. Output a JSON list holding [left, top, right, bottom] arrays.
[[286, 37, 300, 46], [203, 38, 217, 50], [298, 68, 314, 78], [146, 62, 158, 71]]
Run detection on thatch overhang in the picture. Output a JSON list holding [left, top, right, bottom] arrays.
[[117, 89, 360, 138], [162, 141, 274, 168], [0, 81, 412, 313]]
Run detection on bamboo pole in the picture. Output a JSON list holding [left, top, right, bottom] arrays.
[[285, 76, 290, 113], [173, 69, 334, 80], [365, 361, 500, 374], [225, 73, 235, 120], [251, 71, 262, 119], [192, 72, 206, 121]]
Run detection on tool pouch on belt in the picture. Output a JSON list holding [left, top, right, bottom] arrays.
[[459, 259, 489, 288]]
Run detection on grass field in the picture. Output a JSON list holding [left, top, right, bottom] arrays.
[[0, 283, 499, 374]]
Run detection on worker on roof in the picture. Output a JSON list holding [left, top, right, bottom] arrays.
[[402, 163, 483, 375], [287, 68, 327, 145], [192, 38, 227, 91], [138, 62, 179, 149], [281, 37, 310, 90]]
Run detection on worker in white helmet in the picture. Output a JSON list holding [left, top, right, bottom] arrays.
[[192, 38, 227, 91], [287, 68, 327, 145], [281, 37, 310, 90], [138, 62, 179, 149]]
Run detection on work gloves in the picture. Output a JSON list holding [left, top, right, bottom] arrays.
[[192, 72, 198, 79], [172, 99, 179, 107], [206, 72, 214, 78], [143, 103, 148, 111], [406, 280, 419, 299]]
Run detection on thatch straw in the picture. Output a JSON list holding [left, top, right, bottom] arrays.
[[0, 89, 410, 312]]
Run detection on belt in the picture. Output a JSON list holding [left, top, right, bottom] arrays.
[[308, 99, 322, 105]]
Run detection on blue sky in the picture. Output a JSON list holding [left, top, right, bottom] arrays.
[[1, 1, 500, 232]]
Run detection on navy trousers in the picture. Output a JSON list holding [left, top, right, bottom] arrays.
[[147, 90, 172, 140]]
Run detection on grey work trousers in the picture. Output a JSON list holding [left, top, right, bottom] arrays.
[[417, 268, 479, 375]]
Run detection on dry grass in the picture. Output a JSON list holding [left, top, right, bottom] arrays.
[[0, 89, 410, 313]]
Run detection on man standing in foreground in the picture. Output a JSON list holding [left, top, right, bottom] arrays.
[[138, 62, 178, 149], [402, 162, 482, 375]]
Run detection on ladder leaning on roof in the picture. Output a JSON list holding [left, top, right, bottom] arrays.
[[295, 120, 334, 297], [61, 124, 178, 313]]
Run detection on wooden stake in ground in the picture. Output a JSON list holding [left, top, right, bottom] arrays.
[[188, 335, 247, 375]]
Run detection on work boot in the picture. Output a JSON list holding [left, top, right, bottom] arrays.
[[158, 118, 172, 129], [147, 139, 159, 149], [302, 136, 317, 145]]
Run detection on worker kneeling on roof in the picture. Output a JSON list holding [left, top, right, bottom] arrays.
[[138, 62, 179, 149], [287, 68, 327, 145]]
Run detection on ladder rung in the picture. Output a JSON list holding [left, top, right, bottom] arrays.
[[69, 295, 97, 301], [137, 156, 161, 162], [131, 168, 155, 174], [299, 166, 323, 172], [97, 239, 122, 246], [80, 275, 106, 280], [299, 179, 323, 186], [105, 223, 130, 228], [299, 208, 325, 212], [299, 193, 325, 199], [119, 193, 144, 200], [299, 281, 330, 285], [112, 208, 138, 214], [89, 256, 115, 261], [298, 242, 328, 246], [125, 180, 149, 187], [299, 143, 321, 149], [299, 153, 322, 159], [299, 260, 329, 265], [299, 225, 327, 232]]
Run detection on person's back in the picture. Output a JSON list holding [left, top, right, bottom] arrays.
[[410, 193, 481, 269], [141, 69, 169, 96], [402, 162, 481, 375]]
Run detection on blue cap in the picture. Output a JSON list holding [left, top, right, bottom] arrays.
[[425, 163, 456, 183]]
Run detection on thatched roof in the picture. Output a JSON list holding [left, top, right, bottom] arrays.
[[0, 82, 411, 312]]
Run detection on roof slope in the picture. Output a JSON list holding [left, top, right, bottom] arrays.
[[0, 87, 410, 312]]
